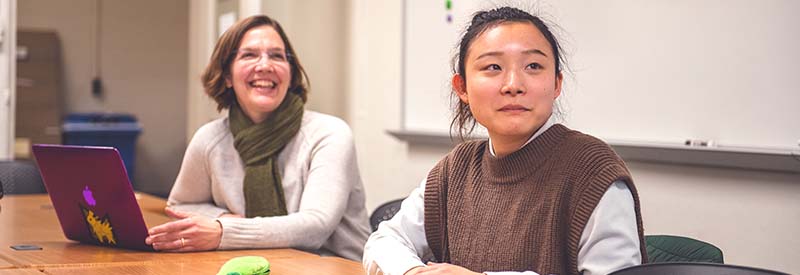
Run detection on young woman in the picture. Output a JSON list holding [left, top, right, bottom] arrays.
[[145, 15, 370, 261], [363, 7, 645, 275]]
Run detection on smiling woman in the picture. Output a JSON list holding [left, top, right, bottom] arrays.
[[144, 15, 370, 261], [202, 15, 309, 114], [225, 25, 293, 124]]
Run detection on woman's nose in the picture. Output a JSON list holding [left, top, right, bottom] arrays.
[[501, 71, 525, 95], [254, 55, 275, 72]]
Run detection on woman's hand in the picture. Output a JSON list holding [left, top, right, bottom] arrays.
[[405, 266, 426, 275], [145, 207, 223, 252], [406, 263, 483, 275]]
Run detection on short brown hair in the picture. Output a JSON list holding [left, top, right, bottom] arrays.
[[202, 15, 310, 111]]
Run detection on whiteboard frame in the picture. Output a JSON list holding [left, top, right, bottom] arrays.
[[388, 129, 800, 174]]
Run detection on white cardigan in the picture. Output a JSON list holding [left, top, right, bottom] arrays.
[[167, 110, 370, 261]]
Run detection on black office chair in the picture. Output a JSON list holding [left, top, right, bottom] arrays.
[[646, 235, 724, 263], [610, 262, 789, 275], [0, 160, 46, 194], [369, 198, 405, 232]]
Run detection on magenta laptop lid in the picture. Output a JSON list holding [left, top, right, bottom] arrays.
[[32, 144, 153, 251]]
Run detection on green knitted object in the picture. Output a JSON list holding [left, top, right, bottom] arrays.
[[645, 235, 724, 263], [217, 256, 271, 275]]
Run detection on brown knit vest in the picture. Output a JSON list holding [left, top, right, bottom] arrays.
[[424, 124, 646, 274]]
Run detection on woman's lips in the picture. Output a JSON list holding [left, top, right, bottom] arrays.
[[498, 104, 530, 112], [249, 79, 276, 88]]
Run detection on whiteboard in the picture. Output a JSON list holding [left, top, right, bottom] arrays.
[[402, 0, 800, 151]]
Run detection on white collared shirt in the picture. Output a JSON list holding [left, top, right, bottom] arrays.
[[487, 114, 558, 157], [363, 115, 641, 275]]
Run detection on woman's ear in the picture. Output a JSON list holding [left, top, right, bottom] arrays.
[[225, 75, 232, 89], [553, 72, 563, 99], [452, 74, 468, 104]]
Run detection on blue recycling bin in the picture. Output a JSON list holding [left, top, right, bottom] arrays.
[[62, 113, 141, 185]]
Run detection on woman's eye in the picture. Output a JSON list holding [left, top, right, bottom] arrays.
[[484, 64, 501, 71], [269, 52, 287, 61], [239, 52, 257, 59], [527, 63, 543, 70]]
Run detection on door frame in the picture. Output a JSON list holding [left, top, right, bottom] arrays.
[[0, 0, 17, 160]]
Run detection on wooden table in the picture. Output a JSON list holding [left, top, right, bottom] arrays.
[[0, 258, 13, 269], [0, 270, 43, 275], [0, 194, 364, 274], [37, 256, 363, 275]]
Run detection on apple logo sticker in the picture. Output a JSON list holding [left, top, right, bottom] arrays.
[[83, 186, 97, 206]]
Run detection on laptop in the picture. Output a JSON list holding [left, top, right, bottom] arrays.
[[32, 144, 153, 251]]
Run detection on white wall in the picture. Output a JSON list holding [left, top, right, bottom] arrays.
[[261, 0, 349, 119], [0, 0, 15, 160], [347, 0, 800, 274], [18, 0, 189, 196], [349, 0, 418, 208], [631, 162, 800, 273], [186, 1, 221, 140]]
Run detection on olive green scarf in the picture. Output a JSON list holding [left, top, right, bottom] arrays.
[[229, 93, 304, 218]]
